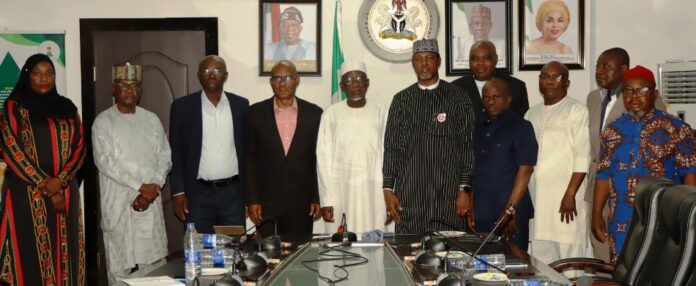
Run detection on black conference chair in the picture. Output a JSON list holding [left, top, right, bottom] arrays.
[[549, 176, 674, 285], [630, 184, 696, 285]]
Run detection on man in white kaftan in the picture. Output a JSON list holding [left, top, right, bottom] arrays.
[[92, 63, 171, 285], [318, 61, 387, 234], [525, 62, 591, 264]]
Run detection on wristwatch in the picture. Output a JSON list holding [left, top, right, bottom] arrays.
[[458, 185, 472, 193]]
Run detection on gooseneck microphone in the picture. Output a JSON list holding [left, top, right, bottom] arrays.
[[331, 213, 357, 246], [462, 204, 515, 271], [234, 217, 280, 282]]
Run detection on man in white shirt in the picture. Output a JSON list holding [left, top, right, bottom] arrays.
[[525, 61, 591, 264], [92, 63, 171, 284], [169, 55, 249, 233], [317, 61, 388, 234]]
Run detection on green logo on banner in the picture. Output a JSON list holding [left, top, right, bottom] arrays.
[[0, 52, 20, 110]]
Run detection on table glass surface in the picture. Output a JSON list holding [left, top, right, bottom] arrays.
[[263, 243, 414, 286]]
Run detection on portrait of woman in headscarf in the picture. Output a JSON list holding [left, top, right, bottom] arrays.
[[0, 53, 86, 285], [525, 0, 573, 55]]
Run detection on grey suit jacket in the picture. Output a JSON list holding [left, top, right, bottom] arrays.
[[585, 88, 667, 202]]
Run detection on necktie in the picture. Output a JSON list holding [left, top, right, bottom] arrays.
[[599, 89, 613, 133]]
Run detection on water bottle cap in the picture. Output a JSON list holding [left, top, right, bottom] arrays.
[[187, 223, 196, 229]]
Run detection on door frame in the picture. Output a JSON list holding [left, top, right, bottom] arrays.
[[79, 18, 218, 284]]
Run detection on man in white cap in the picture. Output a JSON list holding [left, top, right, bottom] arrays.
[[383, 39, 476, 234], [317, 61, 387, 234], [92, 63, 170, 284]]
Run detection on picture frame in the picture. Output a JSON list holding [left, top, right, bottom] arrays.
[[259, 0, 321, 76], [519, 0, 584, 70], [445, 0, 512, 76]]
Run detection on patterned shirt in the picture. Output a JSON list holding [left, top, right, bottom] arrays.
[[597, 109, 696, 262]]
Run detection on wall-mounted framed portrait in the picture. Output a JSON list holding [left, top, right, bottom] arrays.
[[519, 0, 584, 70], [445, 0, 512, 76], [259, 0, 321, 76]]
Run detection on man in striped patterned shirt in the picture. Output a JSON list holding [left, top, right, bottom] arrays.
[[383, 39, 476, 234]]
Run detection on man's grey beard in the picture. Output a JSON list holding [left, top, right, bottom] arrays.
[[629, 111, 646, 120]]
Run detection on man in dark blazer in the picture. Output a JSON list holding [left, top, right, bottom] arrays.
[[246, 60, 322, 242], [169, 55, 249, 233], [452, 41, 529, 122]]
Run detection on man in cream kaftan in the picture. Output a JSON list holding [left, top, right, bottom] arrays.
[[318, 61, 387, 234], [92, 64, 171, 284], [525, 62, 591, 264]]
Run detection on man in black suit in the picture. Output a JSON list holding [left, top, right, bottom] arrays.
[[246, 60, 322, 241], [169, 55, 249, 233], [452, 41, 529, 122]]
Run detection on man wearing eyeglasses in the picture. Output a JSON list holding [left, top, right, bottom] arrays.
[[592, 65, 696, 264], [316, 61, 387, 234], [585, 48, 666, 262], [169, 55, 249, 234], [383, 39, 475, 234], [93, 63, 171, 284], [525, 61, 591, 264], [246, 60, 323, 241]]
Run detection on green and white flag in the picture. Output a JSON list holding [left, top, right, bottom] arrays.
[[330, 0, 345, 103]]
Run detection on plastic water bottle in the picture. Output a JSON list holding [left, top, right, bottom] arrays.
[[447, 252, 506, 272], [184, 223, 202, 284], [200, 233, 236, 249], [201, 248, 237, 268], [469, 253, 506, 272]]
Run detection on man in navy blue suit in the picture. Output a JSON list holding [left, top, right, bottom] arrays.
[[169, 55, 249, 233]]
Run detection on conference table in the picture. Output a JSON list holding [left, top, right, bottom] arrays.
[[144, 234, 572, 285]]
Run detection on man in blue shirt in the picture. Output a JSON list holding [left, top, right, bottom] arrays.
[[472, 78, 538, 250], [592, 65, 696, 263]]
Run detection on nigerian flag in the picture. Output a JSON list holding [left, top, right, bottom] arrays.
[[330, 0, 345, 103]]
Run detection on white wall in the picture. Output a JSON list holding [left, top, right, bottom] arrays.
[[1, 0, 694, 111]]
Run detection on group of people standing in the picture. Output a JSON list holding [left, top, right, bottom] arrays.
[[0, 35, 693, 285]]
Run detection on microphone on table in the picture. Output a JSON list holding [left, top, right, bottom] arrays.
[[426, 216, 508, 274], [429, 218, 467, 232], [434, 250, 464, 286], [420, 218, 468, 252], [331, 213, 357, 246], [235, 217, 281, 282], [462, 204, 515, 272]]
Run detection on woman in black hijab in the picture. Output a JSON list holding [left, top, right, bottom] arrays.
[[0, 53, 86, 286]]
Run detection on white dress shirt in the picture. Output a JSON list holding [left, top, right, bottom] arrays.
[[198, 92, 238, 180]]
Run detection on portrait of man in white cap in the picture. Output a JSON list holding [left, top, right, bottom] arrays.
[[453, 2, 506, 68], [264, 5, 317, 61]]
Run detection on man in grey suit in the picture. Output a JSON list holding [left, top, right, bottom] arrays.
[[586, 48, 665, 261]]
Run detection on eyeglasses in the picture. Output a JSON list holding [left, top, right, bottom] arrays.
[[115, 82, 141, 90], [270, 75, 297, 83], [622, 87, 652, 98], [30, 70, 56, 78], [538, 74, 565, 82], [342, 76, 367, 85], [199, 68, 226, 77], [483, 94, 506, 101]]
